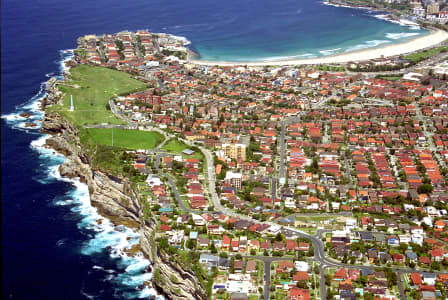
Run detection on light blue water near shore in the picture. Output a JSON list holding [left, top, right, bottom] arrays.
[[183, 0, 427, 61]]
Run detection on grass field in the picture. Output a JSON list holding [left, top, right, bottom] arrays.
[[53, 64, 147, 126], [403, 45, 448, 63], [85, 128, 164, 149], [378, 76, 401, 81], [295, 215, 337, 223], [162, 139, 204, 161]]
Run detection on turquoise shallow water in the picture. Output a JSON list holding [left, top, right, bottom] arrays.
[[175, 0, 427, 62]]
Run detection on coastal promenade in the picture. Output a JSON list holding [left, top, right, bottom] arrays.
[[189, 29, 448, 66]]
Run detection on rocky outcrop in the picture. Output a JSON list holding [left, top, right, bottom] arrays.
[[41, 77, 62, 109], [41, 110, 207, 300], [141, 221, 208, 300]]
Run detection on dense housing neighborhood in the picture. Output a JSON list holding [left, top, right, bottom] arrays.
[[57, 29, 448, 300]]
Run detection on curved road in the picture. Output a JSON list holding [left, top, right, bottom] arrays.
[[111, 105, 445, 300]]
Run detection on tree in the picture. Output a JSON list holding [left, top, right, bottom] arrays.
[[186, 239, 196, 249], [230, 257, 235, 273], [275, 232, 284, 242], [431, 261, 441, 271], [418, 184, 433, 194], [210, 242, 217, 254]]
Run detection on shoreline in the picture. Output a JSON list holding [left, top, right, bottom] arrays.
[[1, 50, 163, 300], [188, 29, 448, 67]]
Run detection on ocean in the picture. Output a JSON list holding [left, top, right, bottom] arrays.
[[1, 0, 425, 299]]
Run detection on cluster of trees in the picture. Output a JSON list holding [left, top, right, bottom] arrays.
[[246, 138, 261, 162], [115, 40, 125, 60], [161, 49, 187, 60]]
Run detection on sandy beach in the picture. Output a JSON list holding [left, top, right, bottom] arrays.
[[189, 29, 448, 67]]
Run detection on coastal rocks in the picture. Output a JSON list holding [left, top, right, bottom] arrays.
[[89, 171, 141, 226], [25, 122, 38, 128], [41, 104, 207, 300], [41, 77, 62, 109], [20, 112, 33, 118], [140, 225, 208, 300], [65, 59, 79, 68], [41, 111, 72, 135]]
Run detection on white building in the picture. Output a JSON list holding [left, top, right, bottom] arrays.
[[224, 171, 243, 189], [284, 199, 296, 209], [146, 174, 162, 187], [192, 213, 206, 226], [399, 234, 411, 244], [411, 233, 424, 246], [345, 218, 357, 232], [268, 225, 281, 235], [402, 72, 423, 82], [294, 261, 310, 272]]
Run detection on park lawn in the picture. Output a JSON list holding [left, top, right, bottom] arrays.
[[403, 45, 448, 63], [85, 128, 164, 149], [54, 64, 147, 125], [378, 76, 401, 81], [162, 139, 204, 161], [295, 215, 334, 222]]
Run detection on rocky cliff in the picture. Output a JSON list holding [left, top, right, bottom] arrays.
[[41, 77, 63, 109], [41, 111, 207, 300]]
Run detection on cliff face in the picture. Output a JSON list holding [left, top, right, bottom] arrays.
[[41, 77, 62, 109], [41, 111, 207, 300], [140, 223, 209, 300]]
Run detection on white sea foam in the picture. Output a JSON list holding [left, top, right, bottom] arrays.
[[93, 265, 116, 274], [372, 13, 420, 29], [386, 32, 419, 40], [31, 143, 161, 299], [1, 82, 46, 131], [58, 49, 75, 78], [125, 258, 150, 274], [56, 238, 67, 247], [81, 291, 97, 300], [345, 39, 390, 52], [373, 14, 390, 21], [256, 53, 317, 62], [2, 49, 74, 131], [55, 199, 74, 206], [30, 135, 66, 184], [320, 48, 342, 56], [13, 48, 162, 299]]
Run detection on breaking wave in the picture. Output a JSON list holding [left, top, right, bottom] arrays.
[[6, 49, 163, 300]]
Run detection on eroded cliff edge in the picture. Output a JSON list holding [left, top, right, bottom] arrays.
[[40, 89, 207, 300]]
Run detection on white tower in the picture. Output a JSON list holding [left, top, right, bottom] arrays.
[[70, 95, 74, 111]]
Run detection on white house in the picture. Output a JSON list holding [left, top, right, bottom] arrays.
[[192, 213, 206, 226], [399, 235, 411, 244], [411, 233, 424, 246], [268, 225, 281, 235], [294, 261, 310, 272], [345, 218, 357, 232]]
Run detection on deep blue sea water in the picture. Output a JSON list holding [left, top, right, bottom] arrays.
[[1, 0, 426, 299]]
